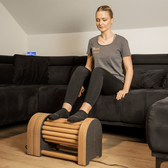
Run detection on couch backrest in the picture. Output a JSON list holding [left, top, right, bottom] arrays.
[[0, 55, 87, 85], [47, 56, 86, 85], [1, 54, 168, 85], [0, 56, 14, 84], [132, 54, 168, 70], [132, 54, 168, 89]]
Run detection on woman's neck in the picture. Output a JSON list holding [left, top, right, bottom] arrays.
[[101, 30, 114, 40], [98, 30, 115, 45]]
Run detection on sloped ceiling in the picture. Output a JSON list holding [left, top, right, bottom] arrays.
[[0, 0, 168, 35]]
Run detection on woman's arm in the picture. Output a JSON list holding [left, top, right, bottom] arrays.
[[116, 56, 133, 100], [85, 54, 93, 72]]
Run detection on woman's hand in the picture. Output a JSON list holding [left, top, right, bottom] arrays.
[[116, 90, 128, 100], [78, 86, 85, 97], [116, 56, 133, 100]]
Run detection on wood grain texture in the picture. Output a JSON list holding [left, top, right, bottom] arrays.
[[33, 113, 50, 156], [42, 125, 79, 135], [78, 118, 95, 166], [27, 113, 42, 155], [41, 150, 78, 162]]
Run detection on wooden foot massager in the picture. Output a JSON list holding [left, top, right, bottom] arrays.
[[27, 113, 102, 166]]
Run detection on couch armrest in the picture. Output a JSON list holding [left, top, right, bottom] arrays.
[[146, 97, 168, 157]]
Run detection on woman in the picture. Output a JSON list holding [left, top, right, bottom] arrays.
[[48, 5, 133, 122]]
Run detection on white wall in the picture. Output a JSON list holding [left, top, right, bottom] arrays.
[[28, 32, 99, 56], [0, 1, 168, 56], [28, 26, 168, 56], [0, 2, 27, 55], [114, 27, 168, 55], [1, 0, 167, 56]]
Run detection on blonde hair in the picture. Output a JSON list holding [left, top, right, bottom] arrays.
[[96, 5, 113, 18]]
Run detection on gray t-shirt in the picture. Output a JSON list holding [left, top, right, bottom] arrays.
[[86, 34, 131, 82]]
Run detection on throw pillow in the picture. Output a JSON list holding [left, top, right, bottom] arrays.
[[131, 69, 167, 89], [13, 54, 49, 84], [163, 73, 168, 89]]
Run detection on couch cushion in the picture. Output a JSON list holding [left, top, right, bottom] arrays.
[[0, 85, 38, 126], [13, 55, 49, 84], [70, 93, 121, 122], [163, 73, 168, 89], [121, 89, 168, 125], [48, 66, 73, 85], [121, 89, 149, 124], [131, 69, 167, 89], [0, 64, 13, 84], [146, 97, 168, 154], [91, 94, 121, 122], [145, 89, 168, 112], [38, 85, 67, 112]]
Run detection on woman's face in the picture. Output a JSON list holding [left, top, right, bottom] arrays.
[[96, 11, 114, 33]]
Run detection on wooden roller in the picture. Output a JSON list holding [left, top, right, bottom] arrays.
[[27, 112, 102, 166]]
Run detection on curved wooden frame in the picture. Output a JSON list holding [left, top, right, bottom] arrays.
[[27, 112, 102, 166]]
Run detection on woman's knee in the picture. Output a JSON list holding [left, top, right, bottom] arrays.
[[72, 66, 91, 79], [75, 66, 90, 73]]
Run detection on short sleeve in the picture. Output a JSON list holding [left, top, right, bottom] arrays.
[[86, 40, 92, 55], [121, 38, 131, 57]]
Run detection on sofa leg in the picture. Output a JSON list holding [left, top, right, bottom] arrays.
[[156, 157, 167, 168]]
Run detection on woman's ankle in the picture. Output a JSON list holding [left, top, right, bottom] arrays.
[[62, 102, 72, 112], [80, 102, 92, 114]]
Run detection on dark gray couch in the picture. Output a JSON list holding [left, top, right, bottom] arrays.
[[0, 54, 168, 127], [146, 97, 168, 168]]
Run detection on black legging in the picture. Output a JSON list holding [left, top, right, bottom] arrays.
[[64, 66, 124, 107]]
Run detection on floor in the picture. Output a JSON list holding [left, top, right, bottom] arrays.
[[0, 120, 146, 143], [1, 121, 168, 168], [0, 120, 28, 140], [2, 120, 167, 168]]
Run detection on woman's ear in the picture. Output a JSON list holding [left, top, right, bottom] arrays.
[[111, 18, 114, 24]]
